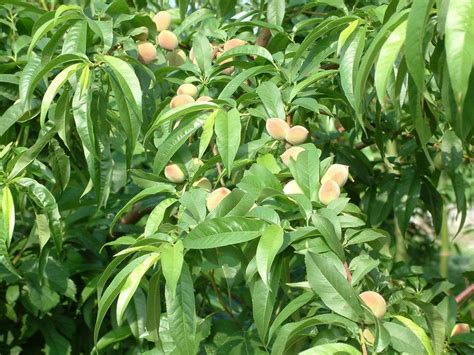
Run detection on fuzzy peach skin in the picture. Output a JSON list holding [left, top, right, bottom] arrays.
[[318, 180, 340, 205], [153, 11, 171, 31], [164, 164, 185, 183], [196, 96, 213, 103], [167, 49, 186, 66], [177, 83, 198, 98], [170, 94, 195, 109], [206, 187, 231, 211], [137, 42, 157, 64], [266, 118, 290, 140], [359, 291, 387, 319], [451, 323, 470, 337], [321, 164, 350, 187], [283, 180, 304, 195], [157, 30, 179, 51], [223, 38, 247, 52], [280, 146, 305, 166], [286, 125, 309, 145]]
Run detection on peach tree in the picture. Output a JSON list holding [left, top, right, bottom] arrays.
[[0, 0, 472, 353]]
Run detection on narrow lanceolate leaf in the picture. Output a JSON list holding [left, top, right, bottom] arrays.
[[101, 55, 143, 167], [256, 82, 285, 119], [340, 26, 366, 110], [300, 343, 361, 355], [72, 66, 97, 159], [215, 109, 241, 175], [198, 111, 217, 159], [337, 20, 359, 55], [165, 262, 198, 354], [94, 255, 149, 344], [116, 253, 160, 325], [374, 20, 407, 105], [110, 184, 175, 233], [312, 215, 345, 261], [15, 178, 63, 252], [0, 239, 20, 278], [216, 45, 275, 64], [0, 186, 15, 247], [144, 198, 178, 237], [394, 315, 434, 355], [267, 0, 285, 26], [146, 271, 161, 342], [445, 0, 474, 109], [160, 240, 184, 298], [62, 20, 88, 55], [184, 217, 267, 249], [7, 121, 58, 181], [252, 263, 281, 344], [40, 63, 83, 126], [218, 65, 277, 99], [153, 116, 206, 175], [405, 0, 435, 91], [256, 224, 283, 288], [394, 169, 420, 235], [305, 251, 364, 320]]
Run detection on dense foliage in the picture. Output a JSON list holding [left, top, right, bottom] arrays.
[[0, 0, 472, 354]]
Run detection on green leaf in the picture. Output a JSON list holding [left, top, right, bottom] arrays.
[[405, 0, 435, 91], [215, 109, 241, 175], [216, 45, 275, 64], [394, 168, 421, 235], [441, 130, 464, 172], [267, 0, 285, 26], [0, 239, 20, 279], [312, 215, 345, 261], [394, 315, 434, 355], [94, 255, 149, 344], [256, 81, 285, 119], [110, 184, 175, 233], [268, 291, 314, 342], [95, 325, 131, 352], [299, 343, 361, 355], [445, 0, 474, 109], [340, 26, 366, 110], [288, 144, 321, 201], [153, 116, 207, 175], [198, 111, 217, 159], [0, 186, 15, 248], [218, 65, 277, 100], [252, 262, 281, 343], [144, 198, 178, 237], [62, 20, 88, 55], [192, 33, 212, 76], [184, 217, 267, 249], [161, 240, 184, 298], [165, 262, 198, 354], [374, 20, 407, 105], [116, 253, 160, 325], [7, 122, 58, 180], [146, 271, 161, 343], [305, 251, 363, 320], [16, 178, 63, 252], [256, 224, 283, 288]]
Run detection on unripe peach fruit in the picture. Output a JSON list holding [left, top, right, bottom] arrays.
[[321, 164, 349, 187], [153, 11, 171, 31], [192, 177, 212, 191], [359, 291, 387, 319], [362, 328, 375, 344], [170, 94, 195, 109], [177, 83, 198, 98], [157, 30, 179, 51], [166, 49, 186, 66], [451, 323, 470, 337], [283, 180, 303, 195], [318, 180, 340, 205], [164, 164, 185, 183], [137, 42, 157, 64], [286, 125, 308, 145], [266, 118, 290, 140], [280, 146, 305, 166], [223, 38, 247, 52], [196, 96, 212, 103], [206, 187, 231, 211]]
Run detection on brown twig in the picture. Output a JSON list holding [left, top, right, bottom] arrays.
[[456, 284, 474, 304], [343, 261, 352, 283], [256, 28, 272, 48]]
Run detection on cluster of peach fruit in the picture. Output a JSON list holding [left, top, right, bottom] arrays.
[[137, 10, 180, 64], [359, 291, 387, 344], [278, 145, 349, 205], [136, 9, 248, 74], [169, 82, 212, 109]]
